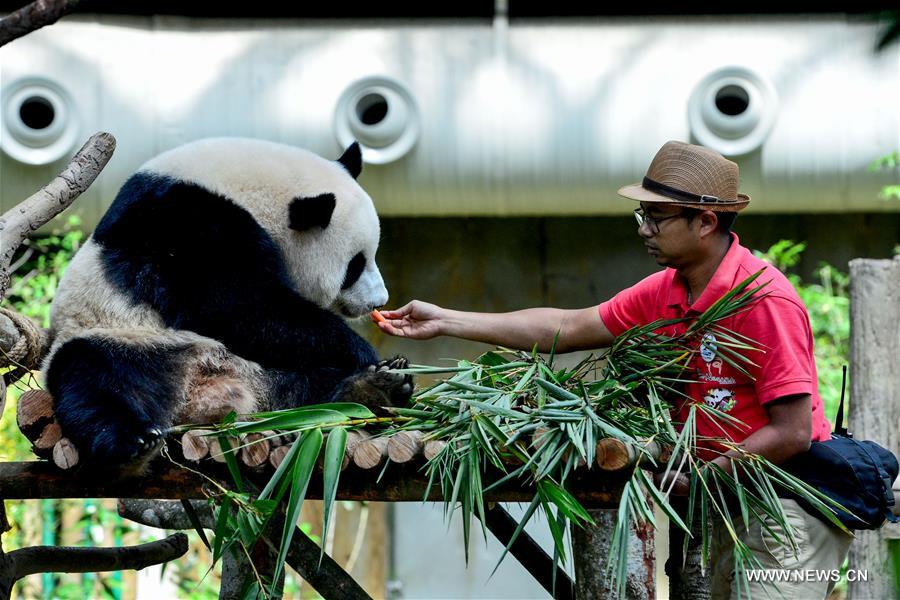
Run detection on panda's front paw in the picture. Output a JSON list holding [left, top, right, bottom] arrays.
[[133, 427, 166, 458], [344, 356, 414, 413], [91, 424, 167, 468]]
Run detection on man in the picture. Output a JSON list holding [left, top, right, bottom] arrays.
[[376, 140, 852, 599]]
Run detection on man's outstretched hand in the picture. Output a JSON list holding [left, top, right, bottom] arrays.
[[375, 300, 445, 340]]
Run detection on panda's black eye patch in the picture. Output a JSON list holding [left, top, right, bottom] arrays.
[[289, 193, 336, 231], [341, 252, 366, 290]]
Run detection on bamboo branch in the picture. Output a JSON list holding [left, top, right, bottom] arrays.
[[0, 0, 80, 48]]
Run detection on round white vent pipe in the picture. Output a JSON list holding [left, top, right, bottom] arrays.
[[688, 67, 778, 156], [1, 78, 80, 165], [334, 76, 420, 164]]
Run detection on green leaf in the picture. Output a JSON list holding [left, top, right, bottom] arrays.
[[230, 408, 349, 434], [212, 495, 233, 562], [535, 377, 581, 403], [217, 435, 244, 492], [491, 493, 542, 576], [272, 428, 323, 588], [635, 469, 689, 533], [320, 427, 347, 565], [258, 436, 303, 503]]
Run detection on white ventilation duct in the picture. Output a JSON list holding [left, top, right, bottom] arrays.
[[334, 76, 420, 164], [688, 67, 778, 157], [1, 78, 80, 165]]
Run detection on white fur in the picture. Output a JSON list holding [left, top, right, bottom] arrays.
[[46, 241, 166, 356], [141, 138, 388, 316]]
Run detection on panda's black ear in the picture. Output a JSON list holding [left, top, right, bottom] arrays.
[[289, 193, 336, 231], [336, 142, 363, 179]]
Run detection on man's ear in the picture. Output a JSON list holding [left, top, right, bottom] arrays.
[[698, 210, 719, 238]]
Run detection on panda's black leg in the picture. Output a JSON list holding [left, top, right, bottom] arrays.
[[45, 336, 184, 467]]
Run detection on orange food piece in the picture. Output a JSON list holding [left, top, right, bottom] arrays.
[[370, 309, 387, 324]]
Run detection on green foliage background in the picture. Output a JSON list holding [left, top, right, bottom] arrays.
[[754, 240, 850, 420]]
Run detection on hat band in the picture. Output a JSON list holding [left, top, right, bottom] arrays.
[[642, 176, 736, 205]]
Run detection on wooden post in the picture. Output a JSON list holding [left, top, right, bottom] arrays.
[[572, 507, 655, 600], [848, 256, 900, 600], [666, 498, 710, 600]]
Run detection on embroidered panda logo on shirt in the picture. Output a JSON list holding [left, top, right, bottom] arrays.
[[700, 333, 717, 363], [703, 388, 736, 412]]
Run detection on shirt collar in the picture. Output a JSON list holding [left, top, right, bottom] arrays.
[[666, 232, 744, 313]]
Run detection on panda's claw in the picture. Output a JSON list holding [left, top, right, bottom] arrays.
[[344, 356, 415, 413]]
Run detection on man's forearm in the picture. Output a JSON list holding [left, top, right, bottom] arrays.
[[711, 423, 811, 473], [440, 307, 570, 353]]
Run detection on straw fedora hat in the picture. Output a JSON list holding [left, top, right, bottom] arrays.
[[618, 141, 750, 212]]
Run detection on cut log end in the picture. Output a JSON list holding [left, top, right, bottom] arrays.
[[180, 430, 210, 462], [423, 439, 446, 461], [269, 444, 291, 469], [595, 438, 635, 472], [16, 389, 55, 440], [387, 430, 425, 464], [352, 436, 388, 470], [52, 437, 79, 470], [239, 433, 271, 468], [207, 436, 239, 464], [32, 421, 62, 455]]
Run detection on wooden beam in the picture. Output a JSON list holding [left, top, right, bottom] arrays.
[[0, 460, 625, 506]]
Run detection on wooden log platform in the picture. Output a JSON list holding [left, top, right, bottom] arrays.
[[0, 459, 626, 506]]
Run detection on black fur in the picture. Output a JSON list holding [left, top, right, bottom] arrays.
[[49, 172, 402, 464], [336, 142, 362, 179], [46, 337, 183, 464], [289, 193, 336, 231], [341, 252, 366, 290]]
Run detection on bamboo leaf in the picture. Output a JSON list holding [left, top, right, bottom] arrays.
[[229, 408, 349, 434], [319, 427, 347, 565], [491, 493, 542, 576], [217, 435, 243, 492], [272, 428, 323, 588]]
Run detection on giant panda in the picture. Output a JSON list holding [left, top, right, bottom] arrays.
[[42, 138, 413, 467]]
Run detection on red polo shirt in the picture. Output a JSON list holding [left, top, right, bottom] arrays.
[[599, 233, 831, 451]]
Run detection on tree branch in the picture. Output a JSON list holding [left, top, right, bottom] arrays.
[[0, 132, 114, 346], [0, 0, 80, 48], [9, 532, 188, 579], [118, 498, 214, 530]]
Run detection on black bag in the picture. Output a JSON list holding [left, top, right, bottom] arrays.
[[782, 367, 900, 530]]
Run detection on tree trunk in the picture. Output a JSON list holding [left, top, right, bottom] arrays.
[[572, 507, 655, 600], [847, 257, 900, 600]]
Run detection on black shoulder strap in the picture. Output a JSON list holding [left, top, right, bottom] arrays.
[[835, 365, 850, 438]]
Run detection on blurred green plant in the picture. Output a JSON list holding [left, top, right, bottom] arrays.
[[5, 215, 83, 329], [869, 151, 900, 201], [753, 240, 849, 420]]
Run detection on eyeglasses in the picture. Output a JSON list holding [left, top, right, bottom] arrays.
[[633, 208, 684, 234]]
